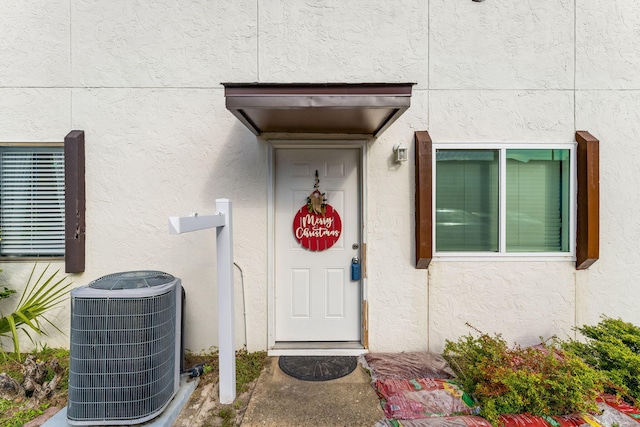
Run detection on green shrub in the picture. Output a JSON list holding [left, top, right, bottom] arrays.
[[0, 403, 49, 427], [218, 406, 235, 427], [0, 264, 72, 361], [235, 349, 267, 393], [444, 327, 603, 426], [0, 288, 15, 301], [0, 269, 16, 301], [563, 316, 640, 403]]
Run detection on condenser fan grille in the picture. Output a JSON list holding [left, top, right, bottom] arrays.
[[89, 270, 175, 290], [68, 285, 178, 424]]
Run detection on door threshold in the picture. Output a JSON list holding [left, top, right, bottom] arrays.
[[269, 341, 367, 356]]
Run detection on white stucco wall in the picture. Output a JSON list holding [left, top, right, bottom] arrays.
[[1, 0, 639, 355]]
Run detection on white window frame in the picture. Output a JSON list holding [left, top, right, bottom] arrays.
[[432, 142, 576, 262], [0, 142, 65, 259]]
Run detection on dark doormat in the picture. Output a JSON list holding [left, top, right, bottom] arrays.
[[278, 356, 358, 381]]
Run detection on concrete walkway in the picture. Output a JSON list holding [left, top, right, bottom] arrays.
[[38, 357, 383, 427], [241, 357, 384, 426]]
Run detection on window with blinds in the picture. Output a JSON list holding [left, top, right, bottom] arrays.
[[435, 146, 573, 255], [0, 146, 65, 257], [505, 149, 570, 252], [435, 150, 499, 252]]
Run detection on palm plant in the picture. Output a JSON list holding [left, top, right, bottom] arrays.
[[0, 264, 72, 361]]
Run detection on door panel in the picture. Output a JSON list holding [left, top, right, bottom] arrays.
[[291, 269, 310, 318], [275, 148, 361, 342]]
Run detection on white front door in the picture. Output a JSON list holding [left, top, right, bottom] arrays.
[[275, 148, 361, 342]]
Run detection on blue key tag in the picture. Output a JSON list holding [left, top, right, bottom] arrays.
[[351, 257, 361, 281]]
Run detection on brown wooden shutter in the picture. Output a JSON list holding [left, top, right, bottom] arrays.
[[64, 130, 86, 273], [415, 131, 433, 269], [575, 131, 599, 270]]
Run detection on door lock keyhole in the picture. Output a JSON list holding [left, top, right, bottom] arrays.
[[352, 243, 359, 250]]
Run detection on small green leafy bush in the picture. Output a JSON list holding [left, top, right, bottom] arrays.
[[219, 406, 236, 427], [0, 288, 15, 301], [0, 269, 16, 301], [235, 349, 267, 393], [0, 264, 72, 361], [444, 326, 603, 426], [0, 402, 49, 427], [563, 316, 640, 403]]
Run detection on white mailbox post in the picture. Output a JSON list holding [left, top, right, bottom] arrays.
[[168, 198, 236, 404]]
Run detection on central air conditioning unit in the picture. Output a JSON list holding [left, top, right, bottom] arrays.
[[67, 271, 183, 426]]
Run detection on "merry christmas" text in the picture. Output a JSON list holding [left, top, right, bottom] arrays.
[[294, 213, 341, 239]]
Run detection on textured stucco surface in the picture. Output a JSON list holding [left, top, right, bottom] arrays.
[[0, 0, 70, 87], [428, 261, 577, 353], [0, 89, 72, 140], [258, 0, 429, 87], [0, 1, 639, 354], [575, 90, 640, 329], [576, 1, 640, 89], [430, 0, 574, 90], [71, 87, 269, 352], [429, 90, 574, 142], [72, 0, 258, 87]]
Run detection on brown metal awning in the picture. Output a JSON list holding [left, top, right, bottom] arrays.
[[223, 83, 414, 138]]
